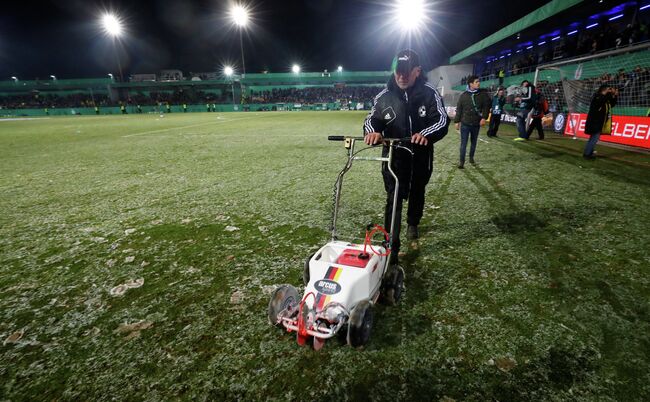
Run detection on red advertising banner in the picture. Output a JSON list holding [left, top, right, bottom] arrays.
[[564, 113, 650, 149]]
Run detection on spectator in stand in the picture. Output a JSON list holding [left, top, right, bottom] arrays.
[[583, 85, 618, 160]]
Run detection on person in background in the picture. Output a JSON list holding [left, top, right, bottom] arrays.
[[454, 75, 491, 168], [486, 87, 506, 137], [524, 88, 548, 140], [583, 85, 618, 159], [513, 80, 536, 140]]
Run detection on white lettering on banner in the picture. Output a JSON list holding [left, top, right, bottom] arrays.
[[563, 112, 650, 149]]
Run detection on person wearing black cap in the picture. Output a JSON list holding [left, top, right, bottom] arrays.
[[363, 49, 449, 264]]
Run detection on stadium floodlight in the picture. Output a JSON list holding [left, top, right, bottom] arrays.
[[641, 4, 650, 11], [292, 64, 301, 74], [394, 0, 426, 32], [230, 5, 249, 27], [586, 23, 598, 29], [50, 75, 57, 81], [100, 13, 125, 82], [224, 66, 234, 76], [567, 29, 578, 36], [11, 76, 18, 82], [337, 66, 343, 72], [107, 73, 114, 79], [230, 4, 250, 77], [608, 14, 624, 21], [102, 13, 123, 37]]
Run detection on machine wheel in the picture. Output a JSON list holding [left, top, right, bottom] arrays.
[[267, 285, 299, 326], [347, 300, 373, 348], [381, 265, 405, 306]]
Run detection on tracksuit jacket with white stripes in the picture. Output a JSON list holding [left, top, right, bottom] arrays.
[[363, 76, 449, 143], [361, 76, 449, 255]]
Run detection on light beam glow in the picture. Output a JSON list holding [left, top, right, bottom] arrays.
[[102, 13, 123, 37], [231, 5, 250, 27], [394, 0, 426, 32], [224, 66, 234, 76], [292, 64, 300, 74]]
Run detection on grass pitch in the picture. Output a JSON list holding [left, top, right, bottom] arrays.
[[1, 112, 649, 401]]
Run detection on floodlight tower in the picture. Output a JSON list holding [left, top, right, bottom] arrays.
[[101, 13, 124, 82], [230, 5, 249, 77], [292, 64, 300, 74]]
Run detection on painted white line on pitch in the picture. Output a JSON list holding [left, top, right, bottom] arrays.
[[0, 117, 51, 122], [479, 138, 489, 143], [121, 114, 272, 138]]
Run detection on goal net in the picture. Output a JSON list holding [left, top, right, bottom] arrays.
[[534, 42, 650, 149]]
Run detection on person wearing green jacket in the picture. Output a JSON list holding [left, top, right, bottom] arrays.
[[486, 88, 506, 137], [453, 75, 491, 168]]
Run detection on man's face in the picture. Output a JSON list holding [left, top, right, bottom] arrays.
[[469, 79, 480, 90], [394, 67, 421, 90], [498, 90, 504, 97]]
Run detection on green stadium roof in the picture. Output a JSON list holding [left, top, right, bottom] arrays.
[[449, 0, 584, 64]]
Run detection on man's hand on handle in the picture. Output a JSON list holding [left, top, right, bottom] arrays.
[[411, 133, 428, 146], [364, 132, 383, 145]]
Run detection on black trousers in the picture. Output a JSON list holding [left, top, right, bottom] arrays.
[[526, 117, 544, 139], [382, 143, 433, 254], [486, 114, 502, 137]]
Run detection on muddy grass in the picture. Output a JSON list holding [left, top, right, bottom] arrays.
[[1, 112, 649, 401]]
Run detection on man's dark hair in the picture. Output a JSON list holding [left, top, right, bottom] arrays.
[[521, 80, 530, 86], [467, 75, 479, 84]]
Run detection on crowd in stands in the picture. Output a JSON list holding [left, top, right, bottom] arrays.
[[0, 86, 383, 110], [507, 65, 650, 113], [249, 86, 381, 104], [463, 17, 650, 84], [0, 89, 230, 110]]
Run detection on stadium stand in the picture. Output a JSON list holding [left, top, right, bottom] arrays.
[[0, 71, 391, 115], [445, 0, 650, 150]]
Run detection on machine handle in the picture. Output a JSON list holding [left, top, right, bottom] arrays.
[[327, 136, 412, 144]]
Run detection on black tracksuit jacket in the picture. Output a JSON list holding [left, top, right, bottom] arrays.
[[363, 76, 449, 142], [362, 76, 449, 253]]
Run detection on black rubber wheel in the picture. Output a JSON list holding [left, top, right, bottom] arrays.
[[380, 265, 405, 306], [347, 300, 373, 348], [267, 285, 299, 326]]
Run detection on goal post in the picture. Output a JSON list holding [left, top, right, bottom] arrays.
[[534, 42, 650, 149]]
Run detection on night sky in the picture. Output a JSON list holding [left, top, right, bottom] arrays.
[[1, 0, 550, 79]]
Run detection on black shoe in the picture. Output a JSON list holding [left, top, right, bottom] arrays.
[[407, 225, 419, 240], [389, 254, 399, 266], [469, 158, 476, 164], [458, 162, 464, 169], [583, 154, 596, 160]]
